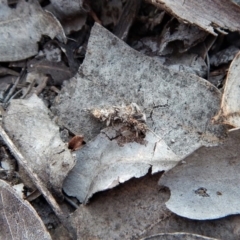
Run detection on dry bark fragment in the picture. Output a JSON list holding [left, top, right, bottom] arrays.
[[146, 0, 240, 35]]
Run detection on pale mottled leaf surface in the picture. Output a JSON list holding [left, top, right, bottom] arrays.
[[54, 23, 226, 201], [160, 128, 240, 220], [63, 125, 179, 203], [53, 23, 226, 157], [3, 94, 75, 198]]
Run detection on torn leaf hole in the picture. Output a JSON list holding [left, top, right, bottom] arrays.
[[195, 187, 210, 197]]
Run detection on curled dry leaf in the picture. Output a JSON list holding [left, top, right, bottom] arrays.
[[210, 46, 239, 67], [0, 0, 66, 62], [147, 0, 240, 35], [158, 20, 208, 55], [0, 179, 52, 240], [63, 125, 179, 203], [3, 94, 75, 198], [213, 51, 240, 127], [159, 128, 240, 220], [68, 135, 84, 151], [46, 0, 87, 34]]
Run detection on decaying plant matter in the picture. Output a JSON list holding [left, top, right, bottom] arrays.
[[90, 103, 148, 137]]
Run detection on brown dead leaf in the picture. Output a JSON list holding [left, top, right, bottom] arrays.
[[113, 0, 141, 40], [68, 135, 84, 151]]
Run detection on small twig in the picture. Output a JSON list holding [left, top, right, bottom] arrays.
[[0, 125, 76, 239], [25, 189, 42, 202], [50, 86, 61, 94], [3, 68, 25, 104], [33, 76, 48, 96], [90, 9, 102, 24], [20, 79, 35, 99], [206, 53, 210, 81], [64, 194, 79, 209], [8, 89, 23, 101], [146, 127, 163, 141], [0, 66, 20, 77]]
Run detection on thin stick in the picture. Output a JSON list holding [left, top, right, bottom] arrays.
[[0, 125, 76, 239], [4, 68, 25, 104]]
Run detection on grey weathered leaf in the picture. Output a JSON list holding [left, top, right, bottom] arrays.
[[50, 0, 83, 16], [53, 23, 226, 158], [54, 23, 226, 202], [159, 53, 207, 78], [70, 172, 240, 240], [158, 20, 208, 54], [133, 39, 208, 77], [159, 128, 240, 220], [0, 179, 52, 240], [0, 0, 66, 62], [210, 46, 239, 67], [146, 0, 240, 35], [63, 125, 179, 203], [3, 94, 75, 198], [46, 0, 86, 34], [213, 51, 240, 127]]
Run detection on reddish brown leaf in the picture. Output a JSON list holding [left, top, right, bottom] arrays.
[[68, 135, 84, 151]]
